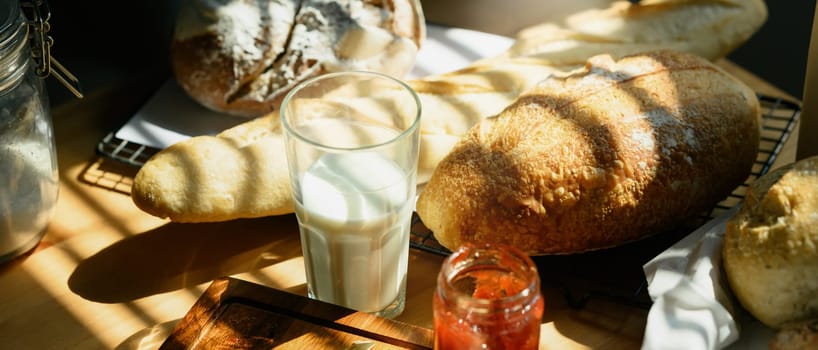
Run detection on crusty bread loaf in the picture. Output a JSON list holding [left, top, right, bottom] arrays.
[[507, 0, 767, 65], [416, 50, 761, 255], [722, 156, 818, 330], [171, 0, 425, 117]]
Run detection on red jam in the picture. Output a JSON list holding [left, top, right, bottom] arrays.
[[433, 243, 544, 350]]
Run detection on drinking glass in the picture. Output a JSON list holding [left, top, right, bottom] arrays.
[[281, 71, 421, 319]]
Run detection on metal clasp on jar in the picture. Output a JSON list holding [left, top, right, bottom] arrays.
[[19, 0, 82, 98]]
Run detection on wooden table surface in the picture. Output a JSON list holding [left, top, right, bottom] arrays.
[[0, 60, 803, 350]]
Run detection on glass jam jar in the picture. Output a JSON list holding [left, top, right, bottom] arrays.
[[433, 242, 544, 350], [0, 0, 59, 263]]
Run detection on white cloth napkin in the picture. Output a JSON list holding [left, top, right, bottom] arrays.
[[641, 206, 741, 350]]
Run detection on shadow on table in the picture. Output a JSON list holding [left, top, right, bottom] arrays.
[[68, 215, 302, 303]]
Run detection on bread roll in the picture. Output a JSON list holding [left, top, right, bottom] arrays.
[[171, 0, 425, 117], [507, 0, 767, 65], [722, 156, 818, 329], [416, 50, 761, 255]]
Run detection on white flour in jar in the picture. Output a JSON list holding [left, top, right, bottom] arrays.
[[0, 99, 58, 260]]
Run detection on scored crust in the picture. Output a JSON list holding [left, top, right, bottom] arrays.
[[415, 50, 761, 255], [171, 0, 425, 117]]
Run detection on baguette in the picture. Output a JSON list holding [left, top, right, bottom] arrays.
[[132, 57, 560, 222], [132, 116, 293, 222], [507, 0, 767, 65], [415, 50, 761, 254]]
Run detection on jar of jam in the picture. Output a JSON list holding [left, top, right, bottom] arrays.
[[433, 242, 544, 350]]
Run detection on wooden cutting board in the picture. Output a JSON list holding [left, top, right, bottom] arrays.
[[160, 277, 434, 349]]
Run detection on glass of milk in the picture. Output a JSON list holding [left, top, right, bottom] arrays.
[[281, 71, 421, 319]]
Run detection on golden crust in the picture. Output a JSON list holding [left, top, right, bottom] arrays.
[[722, 156, 818, 329], [508, 0, 768, 64], [131, 115, 294, 223], [416, 50, 761, 255]]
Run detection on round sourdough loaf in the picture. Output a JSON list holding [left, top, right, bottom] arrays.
[[171, 0, 425, 117], [722, 156, 818, 329], [415, 50, 761, 255]]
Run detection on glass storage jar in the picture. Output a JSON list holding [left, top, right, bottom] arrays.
[[433, 242, 544, 350], [0, 0, 58, 263]]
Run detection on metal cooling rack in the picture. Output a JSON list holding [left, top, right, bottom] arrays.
[[96, 132, 162, 168], [97, 94, 801, 310]]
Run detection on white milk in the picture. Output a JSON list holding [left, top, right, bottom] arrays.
[[294, 151, 414, 314]]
